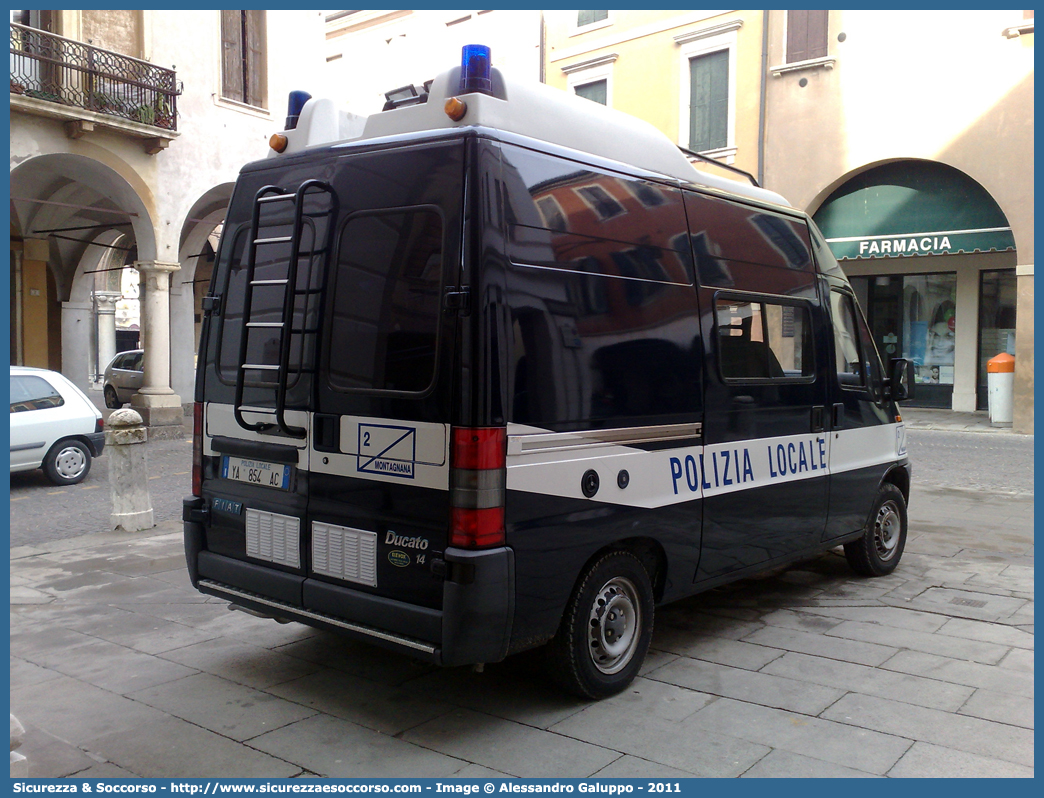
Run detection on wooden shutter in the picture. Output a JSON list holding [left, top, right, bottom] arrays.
[[689, 50, 728, 152], [575, 80, 607, 105], [245, 9, 265, 108], [577, 10, 608, 27], [787, 10, 828, 63], [220, 10, 243, 101]]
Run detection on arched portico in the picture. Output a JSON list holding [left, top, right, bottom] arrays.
[[171, 184, 234, 401], [11, 152, 183, 432], [812, 159, 1022, 418]]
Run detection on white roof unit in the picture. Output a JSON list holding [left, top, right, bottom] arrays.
[[275, 64, 793, 209]]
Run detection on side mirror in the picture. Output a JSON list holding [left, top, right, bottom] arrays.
[[889, 358, 915, 402]]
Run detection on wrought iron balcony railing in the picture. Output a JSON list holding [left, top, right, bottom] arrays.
[[10, 23, 179, 131]]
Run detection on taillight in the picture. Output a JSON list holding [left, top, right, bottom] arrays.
[[449, 426, 506, 548], [191, 402, 203, 497], [95, 417, 104, 434]]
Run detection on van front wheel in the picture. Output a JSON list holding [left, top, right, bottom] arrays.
[[546, 551, 654, 699], [844, 483, 907, 577]]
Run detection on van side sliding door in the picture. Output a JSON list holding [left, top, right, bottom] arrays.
[[684, 192, 830, 580]]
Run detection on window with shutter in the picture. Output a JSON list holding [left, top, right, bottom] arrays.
[[577, 11, 609, 27], [220, 9, 266, 108], [786, 10, 829, 63], [688, 50, 728, 153], [574, 80, 607, 105]]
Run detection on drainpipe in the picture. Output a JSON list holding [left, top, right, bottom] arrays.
[[758, 9, 769, 188], [539, 12, 546, 83]]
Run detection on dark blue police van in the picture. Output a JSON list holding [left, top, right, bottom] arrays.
[[184, 46, 914, 698]]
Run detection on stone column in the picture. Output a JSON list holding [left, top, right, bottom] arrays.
[[94, 290, 122, 378], [130, 260, 183, 436]]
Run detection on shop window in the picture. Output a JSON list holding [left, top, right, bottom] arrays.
[[717, 298, 813, 381], [977, 269, 1017, 410], [786, 10, 829, 63], [221, 10, 266, 108], [851, 272, 956, 407]]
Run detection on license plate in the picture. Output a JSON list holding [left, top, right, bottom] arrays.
[[221, 456, 292, 490]]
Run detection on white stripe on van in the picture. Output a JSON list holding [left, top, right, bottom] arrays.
[[505, 422, 904, 509]]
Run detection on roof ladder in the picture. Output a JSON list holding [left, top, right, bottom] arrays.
[[233, 179, 336, 438]]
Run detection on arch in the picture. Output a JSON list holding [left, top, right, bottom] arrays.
[[169, 183, 234, 400], [11, 152, 157, 390], [10, 151, 157, 261], [810, 159, 1015, 262]]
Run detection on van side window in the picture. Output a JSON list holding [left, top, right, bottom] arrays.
[[327, 208, 443, 393], [830, 290, 865, 388], [716, 298, 813, 380]]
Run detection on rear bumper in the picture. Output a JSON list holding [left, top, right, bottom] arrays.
[[182, 497, 514, 666], [86, 431, 106, 457]]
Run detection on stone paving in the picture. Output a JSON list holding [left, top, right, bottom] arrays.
[[9, 476, 1033, 778]]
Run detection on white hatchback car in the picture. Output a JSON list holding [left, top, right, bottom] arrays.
[[10, 366, 106, 485]]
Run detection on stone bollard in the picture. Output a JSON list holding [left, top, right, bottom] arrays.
[[10, 714, 26, 777], [106, 408, 155, 532]]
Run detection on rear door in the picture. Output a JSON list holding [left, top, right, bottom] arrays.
[[305, 139, 466, 613]]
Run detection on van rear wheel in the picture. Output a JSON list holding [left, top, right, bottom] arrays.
[[546, 551, 654, 699], [844, 483, 907, 576]]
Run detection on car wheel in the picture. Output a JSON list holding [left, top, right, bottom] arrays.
[[104, 385, 121, 409], [844, 483, 907, 577], [43, 439, 92, 485], [546, 550, 655, 699]]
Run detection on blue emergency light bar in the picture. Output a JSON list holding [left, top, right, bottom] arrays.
[[285, 90, 312, 130], [459, 44, 492, 95]]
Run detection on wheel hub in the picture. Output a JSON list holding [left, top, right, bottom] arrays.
[[588, 576, 641, 675], [874, 500, 901, 560], [56, 446, 87, 479]]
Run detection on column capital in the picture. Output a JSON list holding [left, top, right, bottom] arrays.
[[93, 290, 122, 313], [133, 259, 181, 274]]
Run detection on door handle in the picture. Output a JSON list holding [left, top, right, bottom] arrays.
[[811, 405, 825, 433], [832, 403, 845, 429]]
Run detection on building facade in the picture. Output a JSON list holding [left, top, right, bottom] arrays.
[[544, 9, 1034, 433], [544, 9, 767, 184], [10, 9, 326, 429], [762, 9, 1033, 432]]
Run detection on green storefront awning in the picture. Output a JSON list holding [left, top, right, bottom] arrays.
[[813, 161, 1016, 260]]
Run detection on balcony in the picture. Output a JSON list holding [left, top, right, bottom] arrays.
[[10, 23, 180, 153]]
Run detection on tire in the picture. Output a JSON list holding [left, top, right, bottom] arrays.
[[43, 439, 92, 485], [546, 551, 655, 699], [104, 384, 122, 409], [844, 483, 907, 577]]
